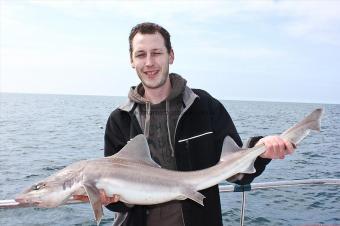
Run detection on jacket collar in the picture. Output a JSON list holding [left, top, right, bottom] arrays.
[[119, 86, 198, 113]]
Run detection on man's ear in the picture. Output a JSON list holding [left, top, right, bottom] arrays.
[[130, 58, 135, 68], [169, 49, 174, 65]]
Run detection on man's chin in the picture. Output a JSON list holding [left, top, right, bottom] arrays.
[[143, 81, 166, 90], [142, 76, 169, 90]]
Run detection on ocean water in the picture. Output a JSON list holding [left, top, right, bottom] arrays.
[[0, 93, 339, 226]]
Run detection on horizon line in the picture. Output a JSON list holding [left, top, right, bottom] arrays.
[[0, 91, 338, 105]]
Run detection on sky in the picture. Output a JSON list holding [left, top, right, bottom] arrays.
[[1, 0, 340, 104]]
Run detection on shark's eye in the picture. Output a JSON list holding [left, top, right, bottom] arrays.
[[32, 183, 45, 190]]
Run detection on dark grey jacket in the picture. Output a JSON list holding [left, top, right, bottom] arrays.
[[104, 86, 270, 226]]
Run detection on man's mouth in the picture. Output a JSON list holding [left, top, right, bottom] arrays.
[[144, 70, 159, 77]]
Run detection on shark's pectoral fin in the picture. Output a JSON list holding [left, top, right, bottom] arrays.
[[83, 183, 103, 226], [227, 173, 245, 182], [178, 187, 205, 206], [227, 159, 256, 182], [240, 159, 256, 174]]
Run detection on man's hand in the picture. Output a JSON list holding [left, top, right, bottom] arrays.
[[257, 135, 296, 159], [73, 189, 120, 206]]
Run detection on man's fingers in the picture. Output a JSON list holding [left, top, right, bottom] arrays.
[[284, 140, 295, 154], [105, 195, 120, 204], [98, 189, 120, 205], [73, 195, 89, 202], [112, 195, 120, 202], [259, 135, 298, 159], [73, 192, 119, 205], [102, 195, 120, 205], [266, 140, 280, 159]]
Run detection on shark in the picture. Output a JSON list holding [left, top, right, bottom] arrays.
[[15, 108, 323, 225]]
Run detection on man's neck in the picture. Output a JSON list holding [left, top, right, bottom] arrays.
[[143, 78, 171, 104]]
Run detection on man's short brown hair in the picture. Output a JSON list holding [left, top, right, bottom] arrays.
[[129, 22, 172, 59]]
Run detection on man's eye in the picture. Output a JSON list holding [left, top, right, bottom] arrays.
[[135, 54, 145, 58]]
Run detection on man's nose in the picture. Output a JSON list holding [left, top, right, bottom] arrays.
[[145, 54, 154, 66]]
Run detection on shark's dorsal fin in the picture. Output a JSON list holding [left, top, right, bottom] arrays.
[[113, 134, 161, 168]]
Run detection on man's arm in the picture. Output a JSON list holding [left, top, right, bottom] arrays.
[[104, 110, 129, 157]]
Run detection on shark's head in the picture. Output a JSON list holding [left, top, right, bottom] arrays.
[[15, 179, 71, 207], [16, 161, 86, 207]]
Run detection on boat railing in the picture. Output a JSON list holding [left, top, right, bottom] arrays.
[[219, 178, 340, 226], [1, 178, 339, 226]]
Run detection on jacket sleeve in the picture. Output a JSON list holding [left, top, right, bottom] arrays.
[[104, 110, 128, 157], [210, 97, 242, 152], [104, 110, 133, 213]]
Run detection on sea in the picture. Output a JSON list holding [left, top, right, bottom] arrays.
[[0, 93, 339, 226]]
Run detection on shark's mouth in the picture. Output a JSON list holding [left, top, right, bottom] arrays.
[[15, 197, 41, 206]]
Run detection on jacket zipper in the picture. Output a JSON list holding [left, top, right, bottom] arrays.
[[173, 94, 197, 226], [180, 204, 186, 226]]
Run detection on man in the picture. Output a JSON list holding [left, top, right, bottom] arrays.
[[103, 22, 294, 226]]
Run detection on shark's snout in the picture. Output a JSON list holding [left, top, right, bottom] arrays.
[[14, 197, 26, 203], [15, 193, 28, 203], [15, 194, 42, 206]]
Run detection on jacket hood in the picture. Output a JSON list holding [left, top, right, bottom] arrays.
[[128, 73, 187, 104]]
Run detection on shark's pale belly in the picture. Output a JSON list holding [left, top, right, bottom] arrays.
[[95, 176, 184, 205]]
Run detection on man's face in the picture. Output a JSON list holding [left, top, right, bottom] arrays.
[[130, 32, 174, 90]]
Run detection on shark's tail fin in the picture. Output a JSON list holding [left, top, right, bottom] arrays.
[[300, 108, 322, 131], [281, 108, 323, 145]]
